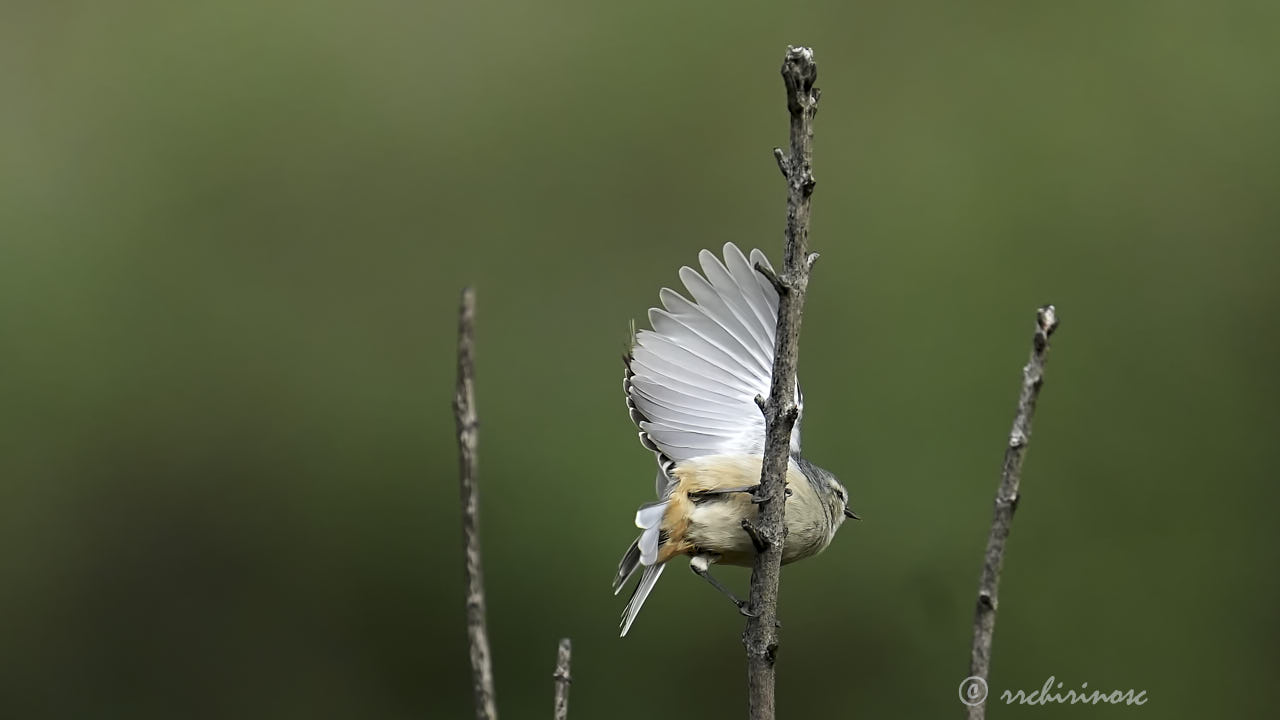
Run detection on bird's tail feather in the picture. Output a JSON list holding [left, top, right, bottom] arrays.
[[613, 537, 642, 594], [634, 500, 667, 565], [617, 498, 670, 635], [620, 563, 666, 637]]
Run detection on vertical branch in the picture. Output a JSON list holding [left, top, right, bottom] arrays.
[[743, 45, 822, 720], [454, 287, 498, 720], [964, 305, 1060, 718], [552, 638, 572, 720]]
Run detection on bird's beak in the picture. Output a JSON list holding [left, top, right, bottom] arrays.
[[843, 507, 860, 520]]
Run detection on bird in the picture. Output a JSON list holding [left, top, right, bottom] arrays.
[[613, 242, 857, 636]]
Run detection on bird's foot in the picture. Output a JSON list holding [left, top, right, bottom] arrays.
[[690, 484, 760, 499], [741, 519, 770, 553], [736, 603, 782, 628], [750, 486, 792, 504]]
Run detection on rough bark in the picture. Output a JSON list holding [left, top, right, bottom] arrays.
[[964, 305, 1060, 718], [743, 45, 822, 720], [553, 638, 572, 720], [454, 287, 498, 720]]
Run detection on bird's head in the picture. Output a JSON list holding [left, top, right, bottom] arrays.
[[796, 457, 859, 530]]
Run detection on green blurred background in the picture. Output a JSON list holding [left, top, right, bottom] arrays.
[[3, 1, 1277, 717]]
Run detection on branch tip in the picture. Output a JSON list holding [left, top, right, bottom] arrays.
[[1037, 304, 1058, 335], [754, 261, 789, 296], [781, 47, 819, 117], [773, 148, 790, 177]]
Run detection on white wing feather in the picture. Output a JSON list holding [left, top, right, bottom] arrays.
[[624, 243, 802, 481]]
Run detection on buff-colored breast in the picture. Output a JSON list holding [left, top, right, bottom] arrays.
[[657, 454, 834, 566]]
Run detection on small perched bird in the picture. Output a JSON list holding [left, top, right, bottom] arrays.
[[613, 243, 857, 636]]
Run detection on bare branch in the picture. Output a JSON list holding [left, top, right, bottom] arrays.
[[743, 45, 822, 720], [754, 261, 788, 296], [553, 638, 572, 720], [454, 287, 498, 720], [965, 304, 1060, 719]]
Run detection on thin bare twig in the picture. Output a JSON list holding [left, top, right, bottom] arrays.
[[743, 45, 822, 720], [455, 287, 498, 720], [964, 305, 1060, 718], [552, 638, 572, 720]]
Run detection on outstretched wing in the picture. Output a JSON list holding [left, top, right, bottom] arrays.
[[624, 242, 802, 491]]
